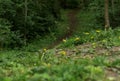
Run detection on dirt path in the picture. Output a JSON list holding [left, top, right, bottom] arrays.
[[48, 9, 79, 49]]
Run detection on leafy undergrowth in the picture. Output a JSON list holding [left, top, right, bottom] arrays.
[[59, 28, 120, 48], [1, 9, 120, 81], [0, 48, 120, 81], [0, 28, 120, 81]]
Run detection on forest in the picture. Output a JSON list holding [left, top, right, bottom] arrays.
[[0, 0, 120, 81]]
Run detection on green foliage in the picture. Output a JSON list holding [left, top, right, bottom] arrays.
[[0, 50, 108, 81], [60, 28, 120, 48], [1, 26, 120, 81], [92, 56, 111, 66], [88, 0, 120, 28], [0, 0, 61, 48], [0, 1, 120, 81], [0, 18, 24, 49], [0, 18, 11, 48], [111, 59, 120, 67], [1, 45, 119, 81]]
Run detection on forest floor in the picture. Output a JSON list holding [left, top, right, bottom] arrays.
[[0, 9, 120, 81], [51, 9, 120, 80], [54, 43, 120, 81]]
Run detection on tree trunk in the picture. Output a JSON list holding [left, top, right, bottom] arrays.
[[24, 0, 28, 45], [105, 0, 110, 29], [111, 0, 115, 16]]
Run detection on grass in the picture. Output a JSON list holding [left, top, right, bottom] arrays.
[[0, 9, 120, 81], [0, 48, 119, 81], [59, 28, 120, 48]]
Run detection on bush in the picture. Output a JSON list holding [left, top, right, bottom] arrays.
[[0, 0, 61, 48], [0, 18, 24, 49], [0, 18, 12, 48]]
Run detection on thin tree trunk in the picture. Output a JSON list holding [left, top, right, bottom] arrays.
[[111, 0, 115, 16], [24, 0, 28, 45], [105, 0, 110, 29]]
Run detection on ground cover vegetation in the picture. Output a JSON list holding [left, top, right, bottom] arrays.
[[0, 0, 120, 81]]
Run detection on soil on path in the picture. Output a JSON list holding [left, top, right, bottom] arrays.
[[48, 9, 79, 49]]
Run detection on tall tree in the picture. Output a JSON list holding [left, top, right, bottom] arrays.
[[24, 0, 28, 45], [111, 0, 114, 16], [104, 0, 110, 29]]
